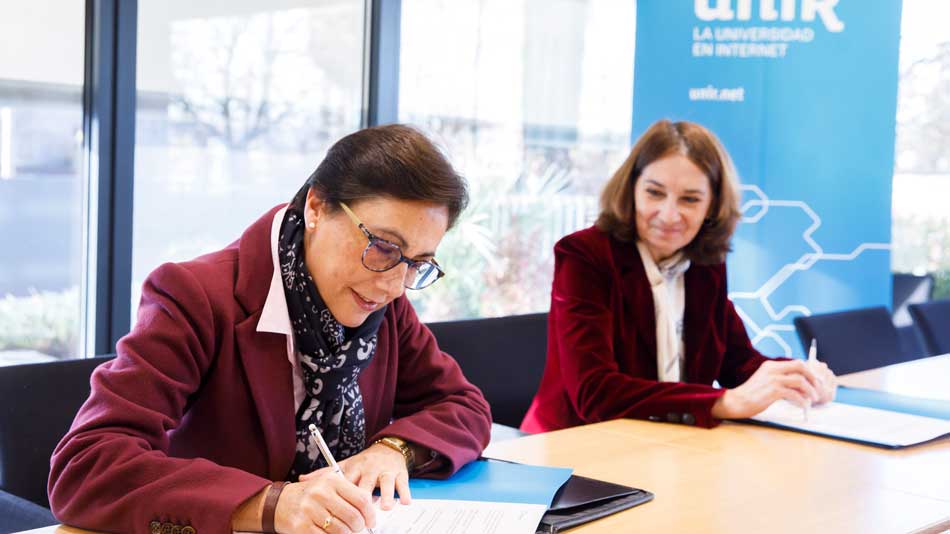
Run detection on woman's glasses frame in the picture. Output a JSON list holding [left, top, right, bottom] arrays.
[[338, 201, 445, 290]]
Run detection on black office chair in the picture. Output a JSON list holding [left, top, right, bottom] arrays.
[[892, 273, 935, 357], [426, 313, 547, 436], [792, 307, 923, 375], [908, 299, 950, 356], [894, 324, 925, 362], [0, 489, 57, 533], [892, 272, 935, 312], [0, 355, 114, 514]]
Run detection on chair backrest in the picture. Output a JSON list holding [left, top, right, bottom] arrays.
[[895, 324, 925, 361], [893, 272, 935, 309], [892, 272, 935, 326], [426, 313, 547, 428], [792, 307, 919, 375], [908, 299, 950, 357], [0, 355, 114, 508]]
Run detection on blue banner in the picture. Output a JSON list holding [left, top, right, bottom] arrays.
[[632, 0, 903, 357]]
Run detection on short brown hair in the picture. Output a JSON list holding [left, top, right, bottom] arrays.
[[595, 119, 741, 265], [307, 124, 469, 229]]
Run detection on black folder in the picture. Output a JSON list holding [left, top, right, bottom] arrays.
[[535, 474, 654, 533]]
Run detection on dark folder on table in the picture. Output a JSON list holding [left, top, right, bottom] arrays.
[[536, 474, 654, 533]]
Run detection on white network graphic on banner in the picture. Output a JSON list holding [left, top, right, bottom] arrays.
[[728, 185, 890, 357]]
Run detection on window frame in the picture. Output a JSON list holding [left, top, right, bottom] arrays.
[[82, 0, 138, 356]]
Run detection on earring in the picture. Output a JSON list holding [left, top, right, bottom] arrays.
[[307, 221, 316, 229]]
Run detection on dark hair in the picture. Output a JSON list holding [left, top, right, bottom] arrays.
[[594, 119, 741, 265], [307, 124, 468, 229]]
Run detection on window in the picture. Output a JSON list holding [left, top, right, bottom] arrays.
[[399, 0, 636, 321], [132, 0, 367, 322], [892, 0, 950, 299], [0, 2, 86, 365]]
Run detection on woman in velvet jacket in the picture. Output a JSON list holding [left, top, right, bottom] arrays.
[[49, 125, 492, 534], [522, 119, 837, 433]]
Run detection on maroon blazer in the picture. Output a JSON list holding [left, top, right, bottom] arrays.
[[48, 206, 491, 534], [521, 226, 772, 433]]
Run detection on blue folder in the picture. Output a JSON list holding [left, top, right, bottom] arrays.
[[835, 387, 950, 421], [408, 459, 573, 506]]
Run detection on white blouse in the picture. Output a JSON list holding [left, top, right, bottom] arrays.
[[636, 241, 691, 382]]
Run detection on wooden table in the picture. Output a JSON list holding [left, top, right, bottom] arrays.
[[481, 355, 950, 534], [485, 419, 949, 533], [20, 357, 950, 534]]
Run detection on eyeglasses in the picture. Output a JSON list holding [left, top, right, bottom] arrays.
[[339, 202, 445, 290]]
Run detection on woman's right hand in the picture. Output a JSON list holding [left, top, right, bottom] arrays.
[[275, 467, 377, 534], [711, 359, 823, 420]]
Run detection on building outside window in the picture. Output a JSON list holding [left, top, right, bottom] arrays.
[[891, 0, 950, 299], [399, 0, 636, 321], [0, 2, 85, 364], [131, 0, 367, 326]]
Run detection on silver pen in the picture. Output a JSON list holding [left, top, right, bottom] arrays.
[[308, 424, 376, 534], [803, 339, 817, 421]]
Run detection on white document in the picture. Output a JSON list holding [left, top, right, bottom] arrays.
[[373, 499, 547, 534], [751, 400, 950, 447], [236, 500, 544, 534]]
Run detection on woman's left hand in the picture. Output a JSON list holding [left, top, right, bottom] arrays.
[[809, 360, 838, 405], [301, 443, 412, 510]]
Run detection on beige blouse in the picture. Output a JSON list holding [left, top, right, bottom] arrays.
[[636, 240, 691, 382]]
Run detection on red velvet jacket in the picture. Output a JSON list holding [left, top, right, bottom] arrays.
[[521, 226, 772, 433], [48, 206, 491, 534]]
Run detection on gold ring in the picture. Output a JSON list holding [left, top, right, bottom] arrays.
[[322, 515, 334, 530]]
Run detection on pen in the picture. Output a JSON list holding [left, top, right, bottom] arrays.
[[308, 423, 376, 534], [803, 338, 817, 422]]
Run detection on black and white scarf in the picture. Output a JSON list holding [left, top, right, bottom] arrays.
[[278, 184, 386, 480]]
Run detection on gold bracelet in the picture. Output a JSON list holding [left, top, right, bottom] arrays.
[[373, 436, 415, 471]]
